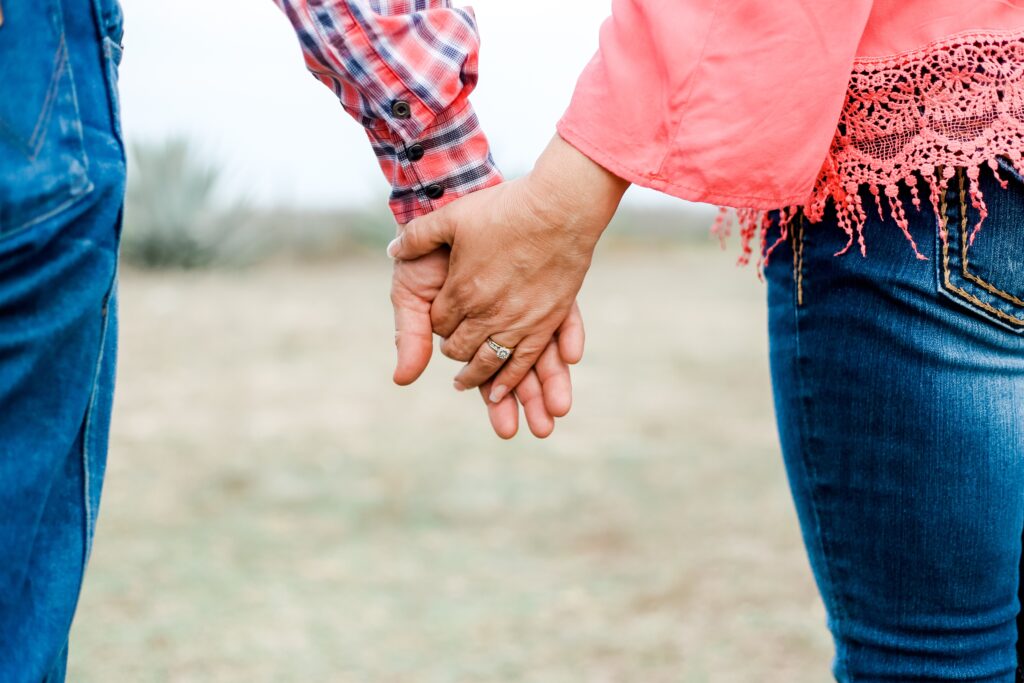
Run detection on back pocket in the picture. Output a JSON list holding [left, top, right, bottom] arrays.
[[0, 0, 92, 236], [936, 164, 1024, 333]]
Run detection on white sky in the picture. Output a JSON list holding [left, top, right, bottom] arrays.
[[119, 0, 682, 210]]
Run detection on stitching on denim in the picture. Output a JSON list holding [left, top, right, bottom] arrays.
[[0, 181, 94, 242], [940, 172, 1024, 327], [789, 214, 806, 307], [790, 273, 851, 678], [0, 0, 94, 239], [81, 272, 115, 565], [0, 32, 67, 161], [100, 37, 126, 163], [797, 215, 805, 307], [956, 174, 1024, 307], [791, 216, 799, 285], [26, 34, 67, 161]]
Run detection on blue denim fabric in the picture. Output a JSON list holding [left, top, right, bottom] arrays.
[[0, 0, 124, 681], [766, 162, 1024, 681]]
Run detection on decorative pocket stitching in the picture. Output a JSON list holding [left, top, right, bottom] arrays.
[[956, 171, 1024, 307], [939, 170, 1024, 327], [0, 33, 67, 161]]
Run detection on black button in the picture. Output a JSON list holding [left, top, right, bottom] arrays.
[[424, 184, 445, 200], [407, 144, 425, 162], [391, 100, 412, 119]]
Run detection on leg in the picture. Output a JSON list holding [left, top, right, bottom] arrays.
[[765, 167, 1024, 681], [0, 0, 124, 679]]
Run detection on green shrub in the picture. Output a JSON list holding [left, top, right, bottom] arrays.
[[122, 138, 265, 269]]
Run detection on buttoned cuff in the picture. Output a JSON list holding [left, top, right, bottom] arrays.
[[366, 98, 503, 224]]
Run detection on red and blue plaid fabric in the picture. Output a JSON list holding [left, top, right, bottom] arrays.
[[273, 0, 503, 222]]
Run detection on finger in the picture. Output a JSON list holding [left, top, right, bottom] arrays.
[[441, 318, 490, 362], [486, 334, 549, 405], [453, 331, 521, 391], [557, 301, 586, 365], [482, 380, 519, 439], [391, 282, 434, 388], [453, 340, 507, 389], [387, 208, 456, 261], [514, 369, 556, 439], [535, 340, 572, 418], [430, 283, 465, 340]]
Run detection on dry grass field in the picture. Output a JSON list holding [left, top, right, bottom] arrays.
[[68, 242, 833, 682]]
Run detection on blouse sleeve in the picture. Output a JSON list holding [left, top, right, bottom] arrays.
[[556, 0, 875, 210]]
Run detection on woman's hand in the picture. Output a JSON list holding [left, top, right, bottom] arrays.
[[390, 247, 584, 439], [388, 134, 629, 404]]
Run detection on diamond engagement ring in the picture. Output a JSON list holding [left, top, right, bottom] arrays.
[[486, 338, 514, 361]]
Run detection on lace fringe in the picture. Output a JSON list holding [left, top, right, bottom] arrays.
[[713, 29, 1024, 277]]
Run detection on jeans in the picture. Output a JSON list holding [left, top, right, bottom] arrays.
[[765, 161, 1024, 681], [0, 0, 124, 680]]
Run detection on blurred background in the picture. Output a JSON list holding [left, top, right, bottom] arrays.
[[69, 1, 833, 681]]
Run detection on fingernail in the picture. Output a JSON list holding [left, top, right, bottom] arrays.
[[489, 385, 508, 404], [386, 237, 400, 258], [453, 380, 467, 392]]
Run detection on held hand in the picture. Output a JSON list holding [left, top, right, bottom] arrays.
[[388, 134, 629, 404], [390, 248, 584, 438], [478, 304, 584, 439]]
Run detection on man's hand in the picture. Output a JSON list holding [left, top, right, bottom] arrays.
[[388, 134, 629, 405], [391, 247, 584, 439]]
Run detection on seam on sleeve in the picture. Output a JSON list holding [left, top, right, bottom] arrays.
[[653, 0, 721, 179]]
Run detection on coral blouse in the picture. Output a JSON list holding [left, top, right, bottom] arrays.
[[557, 1, 1024, 258]]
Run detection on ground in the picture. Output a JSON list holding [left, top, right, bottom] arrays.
[[69, 242, 833, 682]]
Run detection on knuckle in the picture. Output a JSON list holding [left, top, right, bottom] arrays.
[[514, 340, 543, 360], [469, 345, 504, 372], [433, 321, 457, 340], [500, 357, 529, 380], [510, 358, 532, 375], [450, 280, 476, 306], [441, 339, 473, 362], [505, 348, 540, 376], [441, 349, 464, 363], [430, 310, 454, 335]]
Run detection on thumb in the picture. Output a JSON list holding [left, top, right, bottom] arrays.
[[392, 287, 434, 386], [387, 208, 456, 261]]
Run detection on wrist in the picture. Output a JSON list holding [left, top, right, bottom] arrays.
[[527, 133, 630, 246]]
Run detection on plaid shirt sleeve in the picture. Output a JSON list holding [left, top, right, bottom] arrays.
[[273, 0, 503, 223]]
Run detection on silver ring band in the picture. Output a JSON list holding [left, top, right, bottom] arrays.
[[486, 337, 514, 361]]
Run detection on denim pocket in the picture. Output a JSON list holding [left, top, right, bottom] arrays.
[[936, 165, 1024, 333], [0, 0, 92, 236]]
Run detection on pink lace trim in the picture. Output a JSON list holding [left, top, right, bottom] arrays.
[[715, 29, 1024, 273]]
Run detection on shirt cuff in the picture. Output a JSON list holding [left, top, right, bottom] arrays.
[[367, 98, 503, 224]]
